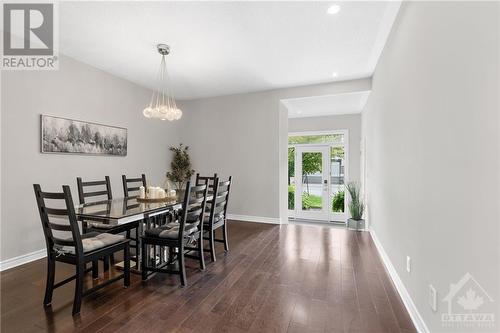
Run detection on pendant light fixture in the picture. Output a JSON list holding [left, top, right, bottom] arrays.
[[143, 44, 182, 121]]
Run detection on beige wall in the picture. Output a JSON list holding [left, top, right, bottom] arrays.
[[288, 114, 362, 183], [362, 2, 499, 331], [177, 79, 371, 222], [1, 55, 179, 261]]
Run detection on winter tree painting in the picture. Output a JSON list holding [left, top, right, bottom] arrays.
[[41, 115, 127, 156]]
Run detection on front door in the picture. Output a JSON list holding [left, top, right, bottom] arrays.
[[295, 146, 330, 220]]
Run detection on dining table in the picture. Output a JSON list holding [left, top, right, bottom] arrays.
[[75, 196, 183, 272], [74, 192, 213, 273]]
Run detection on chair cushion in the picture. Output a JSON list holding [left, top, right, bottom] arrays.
[[56, 233, 125, 254], [145, 222, 198, 239], [176, 210, 201, 224]]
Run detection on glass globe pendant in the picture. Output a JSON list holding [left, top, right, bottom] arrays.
[[143, 44, 183, 121]]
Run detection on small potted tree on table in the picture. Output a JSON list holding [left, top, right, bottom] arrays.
[[346, 182, 365, 231]]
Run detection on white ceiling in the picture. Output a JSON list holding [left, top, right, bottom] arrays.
[[59, 1, 400, 100], [283, 91, 371, 118]]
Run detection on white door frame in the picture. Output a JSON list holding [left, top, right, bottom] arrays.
[[288, 129, 349, 222]]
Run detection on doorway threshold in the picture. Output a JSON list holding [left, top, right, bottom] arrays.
[[288, 218, 346, 228]]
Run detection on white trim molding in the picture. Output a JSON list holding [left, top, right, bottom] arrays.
[[0, 249, 46, 272], [227, 214, 281, 225], [369, 229, 430, 333]]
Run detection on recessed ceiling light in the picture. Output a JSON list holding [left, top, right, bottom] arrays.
[[332, 72, 338, 78], [327, 4, 341, 15]]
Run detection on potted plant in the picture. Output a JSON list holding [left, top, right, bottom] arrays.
[[166, 143, 195, 190], [346, 182, 365, 231]]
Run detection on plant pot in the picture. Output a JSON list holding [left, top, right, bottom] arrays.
[[347, 218, 365, 231]]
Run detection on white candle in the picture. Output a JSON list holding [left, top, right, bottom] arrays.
[[139, 186, 145, 199]]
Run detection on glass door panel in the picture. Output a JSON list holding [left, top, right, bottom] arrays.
[[288, 147, 295, 212], [330, 146, 346, 221], [301, 152, 322, 211], [295, 146, 329, 220]]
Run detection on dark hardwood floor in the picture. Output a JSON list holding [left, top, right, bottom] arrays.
[[0, 221, 416, 333]]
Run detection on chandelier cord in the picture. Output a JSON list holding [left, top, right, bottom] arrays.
[[143, 43, 182, 120]]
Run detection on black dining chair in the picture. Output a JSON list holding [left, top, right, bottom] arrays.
[[122, 174, 147, 199], [33, 184, 130, 315], [195, 173, 216, 260], [141, 181, 208, 286], [121, 174, 148, 257], [200, 175, 232, 262], [77, 176, 140, 270]]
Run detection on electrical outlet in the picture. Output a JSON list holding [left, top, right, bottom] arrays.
[[429, 285, 437, 311], [406, 256, 411, 273]]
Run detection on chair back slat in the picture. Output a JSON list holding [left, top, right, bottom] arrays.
[[40, 191, 66, 200], [82, 190, 109, 198], [215, 190, 229, 200], [188, 196, 205, 205], [52, 237, 75, 246], [185, 208, 204, 220], [77, 176, 112, 205], [80, 180, 106, 187], [34, 184, 84, 256], [48, 222, 72, 231], [178, 180, 208, 241], [190, 184, 209, 192], [122, 174, 147, 198], [45, 207, 68, 216], [218, 180, 231, 187], [214, 200, 228, 209]]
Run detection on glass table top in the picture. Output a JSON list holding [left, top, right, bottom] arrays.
[[75, 197, 182, 221]]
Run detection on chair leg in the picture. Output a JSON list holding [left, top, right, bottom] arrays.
[[124, 244, 130, 287], [103, 256, 110, 271], [209, 229, 216, 262], [197, 238, 205, 270], [141, 241, 148, 281], [222, 223, 229, 252], [92, 260, 99, 279], [179, 245, 187, 287], [124, 229, 131, 264], [72, 263, 84, 316], [134, 226, 140, 262], [43, 256, 55, 306], [168, 247, 175, 264]]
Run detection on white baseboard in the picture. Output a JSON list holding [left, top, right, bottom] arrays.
[[227, 214, 281, 225], [369, 229, 429, 333], [0, 249, 46, 272]]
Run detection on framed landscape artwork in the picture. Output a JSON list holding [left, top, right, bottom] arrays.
[[41, 115, 127, 156]]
